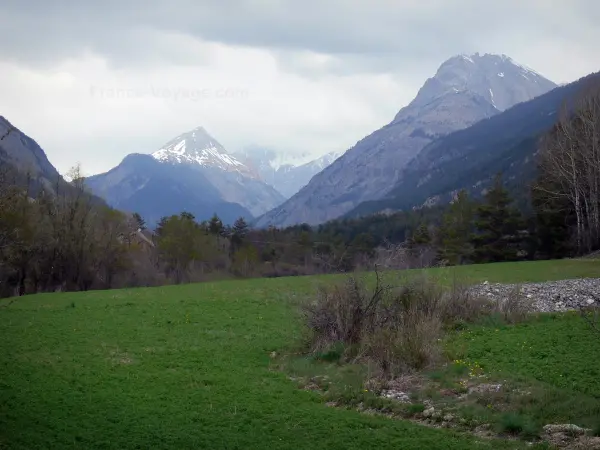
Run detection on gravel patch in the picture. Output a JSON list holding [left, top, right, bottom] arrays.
[[468, 278, 600, 313]]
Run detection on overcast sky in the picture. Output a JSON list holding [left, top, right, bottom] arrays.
[[1, 0, 599, 175]]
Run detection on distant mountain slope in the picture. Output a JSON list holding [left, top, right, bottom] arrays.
[[236, 147, 343, 198], [255, 53, 556, 227], [86, 127, 284, 225], [0, 116, 109, 208], [350, 71, 600, 216], [86, 153, 251, 226], [0, 115, 63, 192]]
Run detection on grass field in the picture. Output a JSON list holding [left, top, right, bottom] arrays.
[[1, 259, 599, 449], [444, 313, 600, 434]]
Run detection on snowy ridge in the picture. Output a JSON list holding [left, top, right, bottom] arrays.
[[234, 147, 345, 198], [151, 126, 257, 178]]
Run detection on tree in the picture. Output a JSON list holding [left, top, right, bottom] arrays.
[[436, 190, 475, 265], [208, 214, 224, 235], [132, 212, 146, 230], [471, 174, 526, 263], [535, 78, 600, 254], [155, 213, 201, 283], [531, 179, 574, 259], [180, 211, 195, 221], [231, 217, 249, 252], [297, 230, 313, 267], [411, 223, 431, 245], [231, 245, 259, 277]]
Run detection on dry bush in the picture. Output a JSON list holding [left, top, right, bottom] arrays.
[[301, 269, 497, 377], [497, 285, 532, 324], [440, 276, 496, 325], [301, 268, 537, 377], [578, 293, 600, 338]]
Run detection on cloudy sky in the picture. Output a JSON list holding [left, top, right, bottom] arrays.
[[1, 0, 599, 175]]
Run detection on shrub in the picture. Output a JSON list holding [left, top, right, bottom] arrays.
[[301, 268, 538, 380], [406, 403, 426, 415], [440, 276, 496, 325], [579, 301, 600, 339], [498, 285, 532, 324], [301, 270, 494, 377], [497, 412, 538, 439]]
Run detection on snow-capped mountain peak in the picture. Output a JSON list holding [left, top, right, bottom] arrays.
[[410, 52, 556, 112], [151, 126, 256, 178]]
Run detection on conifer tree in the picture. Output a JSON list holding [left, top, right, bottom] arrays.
[[471, 174, 526, 263], [436, 190, 475, 265], [208, 214, 224, 236]]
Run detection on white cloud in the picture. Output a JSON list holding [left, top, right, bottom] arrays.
[[0, 0, 598, 175], [0, 39, 410, 175]]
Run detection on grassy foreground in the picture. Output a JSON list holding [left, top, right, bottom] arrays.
[[1, 259, 599, 449]]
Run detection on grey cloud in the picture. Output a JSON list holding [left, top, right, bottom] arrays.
[[1, 0, 599, 78]]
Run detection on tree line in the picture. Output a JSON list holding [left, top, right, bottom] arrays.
[[0, 79, 598, 298]]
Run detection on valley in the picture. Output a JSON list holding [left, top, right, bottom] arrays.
[[1, 10, 599, 448]]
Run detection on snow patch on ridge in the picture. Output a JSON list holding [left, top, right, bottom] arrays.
[[151, 129, 256, 178]]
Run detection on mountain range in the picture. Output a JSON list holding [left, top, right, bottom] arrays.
[[255, 53, 558, 227], [234, 147, 343, 199], [85, 127, 285, 226], [6, 51, 591, 234], [350, 70, 600, 217]]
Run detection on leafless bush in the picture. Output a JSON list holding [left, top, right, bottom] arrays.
[[300, 266, 540, 377], [577, 292, 600, 337], [581, 307, 600, 337], [441, 277, 496, 324], [301, 269, 499, 377], [497, 285, 532, 324]]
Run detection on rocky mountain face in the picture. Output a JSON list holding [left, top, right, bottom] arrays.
[[235, 147, 343, 199], [0, 115, 64, 192], [255, 53, 557, 227], [350, 71, 600, 216], [86, 127, 285, 226]]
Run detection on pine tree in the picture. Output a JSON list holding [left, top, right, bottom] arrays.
[[132, 212, 146, 230], [436, 190, 475, 265], [471, 174, 526, 263], [412, 223, 431, 245], [231, 217, 249, 252], [406, 222, 431, 254], [232, 217, 249, 239], [531, 180, 574, 259], [208, 214, 224, 236]]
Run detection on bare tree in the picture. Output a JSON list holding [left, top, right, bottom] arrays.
[[536, 78, 600, 254]]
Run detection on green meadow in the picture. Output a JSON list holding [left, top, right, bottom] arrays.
[[1, 259, 599, 449]]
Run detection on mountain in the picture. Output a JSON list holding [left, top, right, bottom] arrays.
[[152, 127, 259, 179], [0, 115, 64, 192], [255, 53, 557, 227], [85, 153, 251, 226], [350, 71, 600, 216], [86, 127, 285, 226], [235, 147, 343, 198]]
